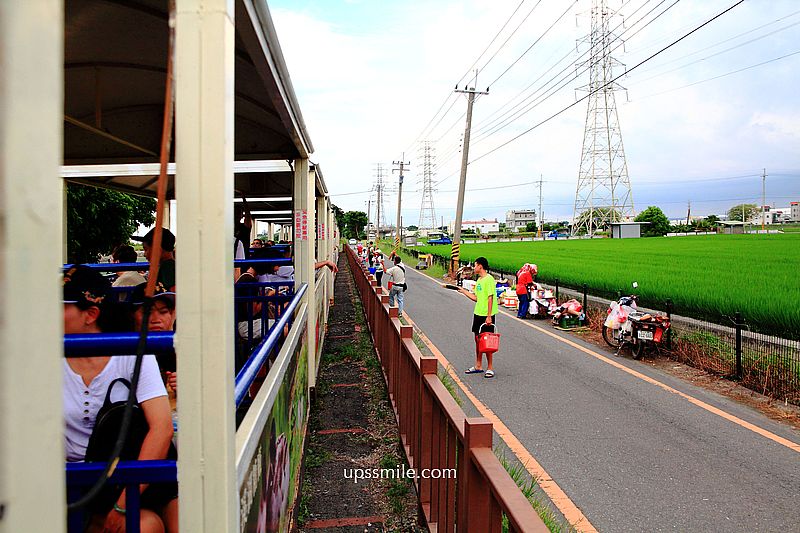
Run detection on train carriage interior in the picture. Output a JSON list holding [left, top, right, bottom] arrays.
[[56, 1, 335, 531]]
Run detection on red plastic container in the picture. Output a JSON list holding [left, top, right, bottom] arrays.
[[478, 324, 500, 354]]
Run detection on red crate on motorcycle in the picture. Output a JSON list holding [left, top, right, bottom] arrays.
[[478, 324, 501, 354]]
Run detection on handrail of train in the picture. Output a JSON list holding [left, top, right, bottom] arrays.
[[62, 285, 307, 406], [64, 331, 175, 357], [234, 282, 307, 406], [64, 257, 294, 272], [66, 460, 177, 533]]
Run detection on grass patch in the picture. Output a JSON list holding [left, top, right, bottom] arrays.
[[296, 482, 312, 525], [494, 447, 571, 533], [385, 243, 447, 280], [438, 366, 463, 406], [305, 447, 332, 469], [386, 478, 411, 515]]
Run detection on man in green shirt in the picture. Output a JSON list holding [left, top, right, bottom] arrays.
[[458, 256, 498, 378]]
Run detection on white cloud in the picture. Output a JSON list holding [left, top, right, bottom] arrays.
[[270, 0, 800, 222]]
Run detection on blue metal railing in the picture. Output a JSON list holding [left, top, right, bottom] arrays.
[[65, 258, 294, 272], [64, 331, 174, 357], [66, 460, 177, 533], [234, 283, 307, 406]]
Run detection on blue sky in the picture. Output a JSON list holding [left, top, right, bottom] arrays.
[[270, 0, 800, 223]]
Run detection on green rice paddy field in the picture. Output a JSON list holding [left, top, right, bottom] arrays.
[[416, 234, 800, 339]]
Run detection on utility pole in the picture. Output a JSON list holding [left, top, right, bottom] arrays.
[[761, 167, 767, 231], [451, 74, 489, 275], [686, 200, 691, 226], [366, 198, 372, 240], [537, 174, 544, 238], [374, 164, 385, 241], [393, 154, 410, 252]]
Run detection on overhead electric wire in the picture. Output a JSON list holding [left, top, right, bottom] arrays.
[[486, 0, 576, 88], [473, 0, 675, 141], [469, 0, 746, 166], [632, 7, 800, 76], [629, 18, 800, 86], [474, 0, 653, 131], [472, 0, 688, 145], [478, 0, 546, 77], [403, 0, 529, 152], [635, 47, 800, 100]]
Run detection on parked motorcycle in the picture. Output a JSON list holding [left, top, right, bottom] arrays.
[[602, 292, 671, 359]]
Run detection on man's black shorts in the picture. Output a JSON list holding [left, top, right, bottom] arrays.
[[471, 314, 497, 335]]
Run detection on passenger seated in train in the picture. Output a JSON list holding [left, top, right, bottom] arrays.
[[236, 249, 277, 342], [130, 283, 178, 391], [111, 245, 146, 287], [62, 266, 178, 533], [131, 228, 176, 293]]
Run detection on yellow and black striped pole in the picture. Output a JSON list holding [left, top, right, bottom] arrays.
[[450, 242, 460, 276]]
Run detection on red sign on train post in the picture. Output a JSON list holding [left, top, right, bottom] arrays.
[[295, 209, 308, 240]]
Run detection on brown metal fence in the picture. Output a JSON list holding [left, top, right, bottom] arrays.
[[346, 246, 549, 533]]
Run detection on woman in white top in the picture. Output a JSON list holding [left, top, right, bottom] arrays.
[[63, 266, 177, 532]]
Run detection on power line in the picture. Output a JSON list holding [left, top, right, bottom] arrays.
[[486, 0, 576, 88], [473, 0, 654, 134], [478, 0, 547, 79], [472, 0, 680, 144], [634, 48, 800, 100], [403, 0, 530, 152], [628, 18, 800, 87], [468, 0, 746, 166]]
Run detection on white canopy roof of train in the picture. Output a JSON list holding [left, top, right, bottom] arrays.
[[63, 0, 326, 206]]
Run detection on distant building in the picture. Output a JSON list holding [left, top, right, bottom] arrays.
[[610, 222, 648, 239], [791, 202, 800, 222], [461, 219, 499, 234], [719, 221, 745, 234], [750, 206, 788, 225], [505, 209, 537, 232]]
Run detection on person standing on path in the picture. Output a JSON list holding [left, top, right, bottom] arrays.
[[459, 256, 499, 378], [515, 263, 536, 319], [382, 254, 407, 316], [374, 249, 384, 286]]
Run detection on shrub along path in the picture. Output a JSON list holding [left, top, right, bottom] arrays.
[[295, 252, 422, 532]]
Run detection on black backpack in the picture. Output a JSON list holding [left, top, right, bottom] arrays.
[[85, 378, 149, 463], [83, 378, 177, 513]]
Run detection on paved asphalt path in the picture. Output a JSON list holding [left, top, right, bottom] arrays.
[[391, 265, 800, 532]]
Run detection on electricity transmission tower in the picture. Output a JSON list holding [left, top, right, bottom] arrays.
[[573, 0, 634, 236], [417, 141, 437, 232], [373, 164, 388, 239]]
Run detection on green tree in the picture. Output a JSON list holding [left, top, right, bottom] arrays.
[[634, 206, 670, 236], [705, 214, 720, 226], [67, 183, 156, 263], [727, 203, 758, 222], [407, 225, 419, 232], [524, 221, 537, 233], [331, 203, 345, 233], [342, 210, 368, 239]]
